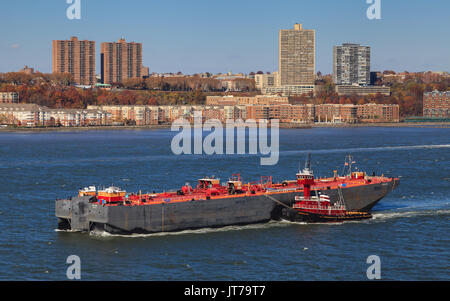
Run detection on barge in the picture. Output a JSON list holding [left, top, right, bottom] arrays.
[[56, 155, 399, 234]]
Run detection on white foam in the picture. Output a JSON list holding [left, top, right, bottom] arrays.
[[371, 208, 450, 221], [54, 229, 82, 233], [88, 220, 291, 238]]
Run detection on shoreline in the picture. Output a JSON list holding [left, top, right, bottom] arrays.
[[0, 122, 449, 133]]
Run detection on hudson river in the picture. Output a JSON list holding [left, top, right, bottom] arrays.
[[0, 127, 448, 280]]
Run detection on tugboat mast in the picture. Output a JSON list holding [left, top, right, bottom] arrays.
[[344, 155, 355, 177]]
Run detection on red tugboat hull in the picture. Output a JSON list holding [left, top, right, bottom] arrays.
[[282, 207, 372, 223]]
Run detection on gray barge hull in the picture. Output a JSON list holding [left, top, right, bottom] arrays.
[[56, 179, 399, 234]]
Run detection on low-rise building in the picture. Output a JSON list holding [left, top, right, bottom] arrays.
[[206, 95, 289, 106], [357, 103, 400, 123], [335, 85, 391, 96], [84, 102, 399, 125], [0, 104, 111, 127], [246, 104, 315, 123], [315, 103, 399, 123], [263, 85, 315, 96], [0, 103, 42, 126]]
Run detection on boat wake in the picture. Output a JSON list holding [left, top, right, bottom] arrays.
[[54, 229, 82, 233], [88, 221, 292, 238], [64, 208, 450, 238], [371, 208, 450, 221]]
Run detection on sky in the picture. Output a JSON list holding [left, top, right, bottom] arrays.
[[0, 0, 449, 75]]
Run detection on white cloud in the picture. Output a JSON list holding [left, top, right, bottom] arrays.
[[10, 44, 20, 49]]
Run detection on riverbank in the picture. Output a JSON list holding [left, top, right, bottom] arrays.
[[0, 122, 449, 132]]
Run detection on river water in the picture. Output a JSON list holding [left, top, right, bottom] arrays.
[[0, 127, 448, 280]]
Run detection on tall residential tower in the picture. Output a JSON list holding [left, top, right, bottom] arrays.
[[101, 39, 143, 84], [279, 23, 315, 86], [333, 43, 371, 86], [52, 37, 96, 86]]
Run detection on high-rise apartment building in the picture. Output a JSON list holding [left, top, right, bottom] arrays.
[[52, 37, 96, 85], [333, 43, 370, 86], [101, 39, 143, 84], [279, 24, 315, 85]]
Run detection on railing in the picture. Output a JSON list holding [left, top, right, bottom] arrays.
[[293, 203, 345, 211]]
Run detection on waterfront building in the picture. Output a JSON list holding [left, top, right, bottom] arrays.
[[315, 104, 358, 123], [315, 103, 399, 123], [85, 102, 399, 126], [245, 104, 315, 123], [356, 103, 400, 123], [0, 103, 110, 127], [52, 36, 96, 85]]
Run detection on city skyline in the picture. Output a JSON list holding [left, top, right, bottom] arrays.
[[1, 0, 449, 75]]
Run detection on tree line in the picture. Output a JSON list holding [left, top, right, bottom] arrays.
[[1, 71, 448, 117]]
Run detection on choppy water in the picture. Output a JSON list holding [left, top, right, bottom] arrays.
[[0, 127, 449, 280]]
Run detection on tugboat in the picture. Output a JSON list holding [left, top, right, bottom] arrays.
[[282, 154, 373, 223]]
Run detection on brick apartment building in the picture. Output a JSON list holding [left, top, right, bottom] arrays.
[[206, 95, 289, 106], [101, 39, 144, 84], [315, 104, 357, 123], [52, 37, 96, 86], [357, 103, 400, 123]]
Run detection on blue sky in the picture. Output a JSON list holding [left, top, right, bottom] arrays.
[[0, 0, 449, 74]]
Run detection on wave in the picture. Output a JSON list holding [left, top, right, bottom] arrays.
[[281, 144, 450, 156]]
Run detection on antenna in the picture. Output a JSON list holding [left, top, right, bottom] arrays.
[[305, 153, 311, 171]]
